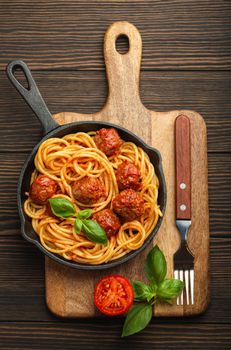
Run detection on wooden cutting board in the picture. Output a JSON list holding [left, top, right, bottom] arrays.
[[45, 21, 210, 317]]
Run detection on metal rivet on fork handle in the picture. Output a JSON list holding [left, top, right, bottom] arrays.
[[180, 204, 187, 211]]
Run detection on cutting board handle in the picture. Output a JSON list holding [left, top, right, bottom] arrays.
[[104, 21, 144, 113]]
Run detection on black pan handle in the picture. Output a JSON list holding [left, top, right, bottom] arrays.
[[6, 60, 59, 135]]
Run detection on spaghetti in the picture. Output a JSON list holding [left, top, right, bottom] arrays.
[[24, 130, 162, 265]]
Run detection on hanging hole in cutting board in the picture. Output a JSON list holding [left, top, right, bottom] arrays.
[[116, 34, 129, 54]]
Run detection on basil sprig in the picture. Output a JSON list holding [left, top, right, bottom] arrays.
[[122, 245, 184, 337], [132, 281, 156, 303], [48, 198, 108, 245], [49, 198, 75, 218], [74, 218, 83, 234], [77, 209, 92, 220], [80, 219, 108, 245], [157, 279, 184, 301], [144, 245, 167, 284], [122, 303, 152, 337]]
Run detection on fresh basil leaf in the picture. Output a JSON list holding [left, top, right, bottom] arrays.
[[122, 303, 152, 337], [144, 245, 167, 284], [74, 218, 83, 234], [49, 198, 76, 218], [82, 220, 108, 245], [150, 282, 158, 295], [132, 281, 155, 302], [157, 279, 184, 300], [77, 209, 92, 220]]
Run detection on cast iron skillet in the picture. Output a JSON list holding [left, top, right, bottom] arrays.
[[6, 60, 167, 270]]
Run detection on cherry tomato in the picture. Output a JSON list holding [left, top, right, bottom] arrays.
[[94, 275, 134, 316]]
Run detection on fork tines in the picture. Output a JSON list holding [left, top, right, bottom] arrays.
[[174, 269, 194, 305]]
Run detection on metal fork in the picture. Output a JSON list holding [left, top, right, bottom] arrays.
[[174, 115, 194, 305], [174, 220, 194, 305]]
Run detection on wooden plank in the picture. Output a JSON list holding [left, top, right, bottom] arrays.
[[0, 71, 231, 153], [0, 1, 230, 70], [0, 322, 230, 350]]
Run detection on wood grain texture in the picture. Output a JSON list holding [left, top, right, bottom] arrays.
[[0, 0, 230, 70], [0, 71, 230, 153], [41, 22, 209, 318], [175, 115, 191, 220], [0, 322, 231, 350]]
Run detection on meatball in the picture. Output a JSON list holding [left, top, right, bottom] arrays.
[[72, 177, 106, 204], [94, 128, 123, 156], [116, 161, 141, 191], [112, 189, 145, 221], [93, 209, 121, 237], [29, 175, 58, 205]]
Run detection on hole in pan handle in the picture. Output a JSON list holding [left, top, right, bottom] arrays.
[[6, 60, 59, 135]]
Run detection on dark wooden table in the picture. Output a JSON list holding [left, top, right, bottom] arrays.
[[0, 1, 230, 349]]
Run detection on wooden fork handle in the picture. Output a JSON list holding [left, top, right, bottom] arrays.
[[175, 114, 191, 220]]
